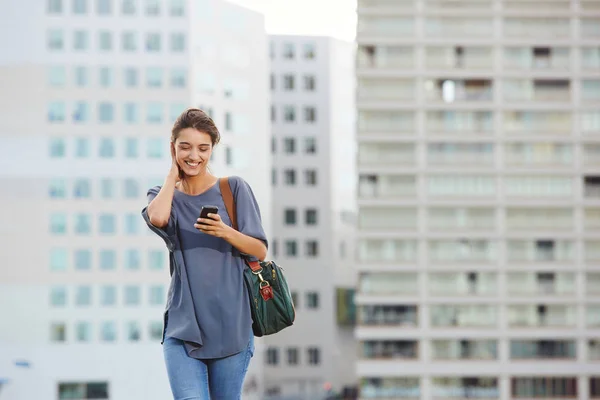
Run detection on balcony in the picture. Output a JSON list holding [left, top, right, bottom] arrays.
[[429, 272, 497, 296], [506, 272, 576, 295], [358, 78, 415, 101], [358, 305, 418, 326], [359, 174, 416, 199], [504, 176, 574, 197], [428, 207, 496, 231], [430, 305, 497, 327], [425, 0, 494, 11], [359, 272, 419, 295], [585, 176, 600, 199], [587, 305, 600, 328], [432, 378, 499, 399], [361, 340, 418, 360], [507, 240, 575, 262], [358, 16, 414, 38], [358, 45, 415, 69], [507, 305, 576, 327], [358, 239, 418, 262], [590, 340, 600, 361], [428, 239, 497, 263], [582, 111, 600, 134], [425, 17, 493, 38], [425, 79, 493, 103], [504, 18, 571, 39], [584, 208, 600, 231], [582, 18, 600, 38], [431, 340, 498, 360], [426, 111, 493, 134], [428, 143, 494, 166], [427, 175, 496, 197], [359, 111, 415, 134], [584, 145, 600, 167], [360, 207, 417, 230], [586, 240, 600, 262], [512, 377, 577, 399], [510, 340, 576, 360], [504, 111, 571, 134], [582, 47, 600, 70], [505, 143, 573, 167], [503, 47, 570, 70], [503, 79, 571, 102], [360, 378, 420, 400], [583, 80, 600, 102], [506, 208, 574, 231], [359, 143, 415, 166], [504, 0, 570, 11], [425, 46, 493, 70]]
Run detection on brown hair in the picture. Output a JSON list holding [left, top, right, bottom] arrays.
[[171, 108, 220, 146]]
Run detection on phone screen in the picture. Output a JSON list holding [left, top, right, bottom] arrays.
[[199, 206, 219, 220]]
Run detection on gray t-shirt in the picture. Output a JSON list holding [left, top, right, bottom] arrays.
[[141, 176, 267, 359]]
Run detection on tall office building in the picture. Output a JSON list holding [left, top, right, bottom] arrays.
[[355, 1, 600, 399], [0, 0, 269, 398], [266, 35, 357, 399]]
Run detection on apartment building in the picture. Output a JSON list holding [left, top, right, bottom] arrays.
[[355, 0, 600, 399], [0, 0, 269, 399], [266, 35, 357, 399]]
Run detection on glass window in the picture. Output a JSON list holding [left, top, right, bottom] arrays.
[[284, 208, 296, 225], [170, 33, 185, 52], [149, 249, 165, 270], [149, 285, 165, 305], [99, 249, 116, 269], [98, 31, 112, 51], [285, 240, 297, 257], [307, 348, 320, 365], [124, 249, 140, 269], [147, 103, 163, 123], [74, 213, 91, 234], [98, 102, 114, 123], [98, 214, 116, 235], [266, 347, 279, 365], [73, 30, 89, 51], [305, 137, 317, 154], [124, 213, 139, 235], [73, 102, 89, 123], [283, 42, 294, 59], [146, 33, 161, 52], [48, 101, 66, 122], [124, 285, 140, 305], [48, 29, 64, 50], [147, 137, 163, 158], [122, 31, 137, 51], [283, 74, 295, 90], [146, 67, 162, 87], [306, 240, 319, 257], [100, 285, 116, 306], [284, 169, 296, 185], [74, 249, 92, 270], [73, 0, 87, 14], [74, 137, 90, 158], [75, 286, 92, 306], [305, 208, 318, 225], [125, 137, 138, 158], [75, 321, 91, 342], [96, 0, 112, 14], [304, 106, 316, 123], [99, 137, 115, 158], [304, 75, 315, 91], [50, 322, 66, 342], [74, 66, 88, 87], [50, 248, 68, 271], [49, 137, 66, 158], [146, 0, 160, 15], [99, 67, 113, 87], [48, 66, 66, 86], [50, 213, 67, 234], [100, 178, 114, 199], [123, 67, 137, 87], [306, 291, 319, 308], [284, 105, 295, 122], [284, 137, 296, 153], [122, 0, 135, 14], [100, 321, 116, 342], [149, 321, 163, 340], [48, 0, 63, 13], [170, 0, 184, 16], [123, 102, 138, 123], [123, 178, 139, 198], [287, 347, 299, 365], [73, 178, 91, 198], [170, 68, 186, 87], [50, 286, 67, 307], [49, 178, 67, 199], [304, 43, 315, 59], [305, 169, 317, 185], [126, 321, 141, 341]]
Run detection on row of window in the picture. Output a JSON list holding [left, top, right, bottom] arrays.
[[48, 101, 186, 124], [58, 382, 108, 400], [266, 347, 320, 366], [49, 212, 147, 236], [273, 136, 317, 155], [270, 239, 320, 258], [49, 178, 160, 199], [270, 41, 316, 61], [49, 248, 165, 271], [272, 168, 318, 186], [50, 137, 169, 159], [48, 66, 186, 88], [48, 0, 185, 17], [50, 284, 165, 307], [270, 74, 316, 91], [48, 29, 185, 53], [282, 208, 319, 226], [50, 320, 163, 343], [271, 105, 317, 123]]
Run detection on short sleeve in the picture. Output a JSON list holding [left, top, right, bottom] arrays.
[[141, 186, 178, 251], [231, 177, 268, 260]]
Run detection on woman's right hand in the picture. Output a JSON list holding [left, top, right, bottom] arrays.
[[169, 142, 181, 182]]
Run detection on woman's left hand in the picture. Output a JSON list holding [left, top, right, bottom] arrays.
[[194, 214, 233, 239]]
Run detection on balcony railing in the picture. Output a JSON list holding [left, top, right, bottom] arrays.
[[425, 0, 494, 10], [358, 79, 415, 101], [359, 175, 416, 198], [425, 18, 494, 38], [358, 45, 415, 69], [504, 0, 571, 10], [426, 111, 494, 134], [358, 17, 415, 37], [359, 144, 415, 166], [359, 207, 417, 230], [507, 305, 576, 327], [504, 18, 571, 38], [359, 111, 415, 133], [359, 239, 418, 262], [505, 144, 574, 166], [584, 209, 600, 231]]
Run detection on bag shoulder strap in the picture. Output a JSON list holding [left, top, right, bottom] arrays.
[[219, 177, 261, 272]]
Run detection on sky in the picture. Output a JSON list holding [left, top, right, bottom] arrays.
[[226, 0, 358, 42]]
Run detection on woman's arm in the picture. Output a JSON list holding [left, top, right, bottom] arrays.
[[147, 173, 178, 228]]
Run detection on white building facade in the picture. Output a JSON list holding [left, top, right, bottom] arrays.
[[0, 0, 270, 399], [266, 35, 357, 399], [355, 1, 600, 399]]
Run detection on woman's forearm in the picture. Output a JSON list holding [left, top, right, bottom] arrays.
[[147, 174, 178, 228], [224, 229, 267, 261]]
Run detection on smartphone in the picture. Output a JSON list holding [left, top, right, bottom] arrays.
[[199, 205, 219, 221]]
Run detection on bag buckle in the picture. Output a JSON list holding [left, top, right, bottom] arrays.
[[260, 281, 274, 301]]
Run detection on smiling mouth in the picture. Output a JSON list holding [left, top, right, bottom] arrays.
[[185, 161, 200, 167]]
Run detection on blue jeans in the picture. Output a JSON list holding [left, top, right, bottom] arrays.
[[163, 335, 255, 400]]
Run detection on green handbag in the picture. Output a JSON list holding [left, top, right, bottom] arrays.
[[220, 178, 296, 337]]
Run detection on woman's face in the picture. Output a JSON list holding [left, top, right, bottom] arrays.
[[173, 128, 213, 177]]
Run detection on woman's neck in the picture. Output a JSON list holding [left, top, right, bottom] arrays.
[[179, 172, 217, 195]]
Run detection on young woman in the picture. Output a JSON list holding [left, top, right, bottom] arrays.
[[141, 108, 268, 400]]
